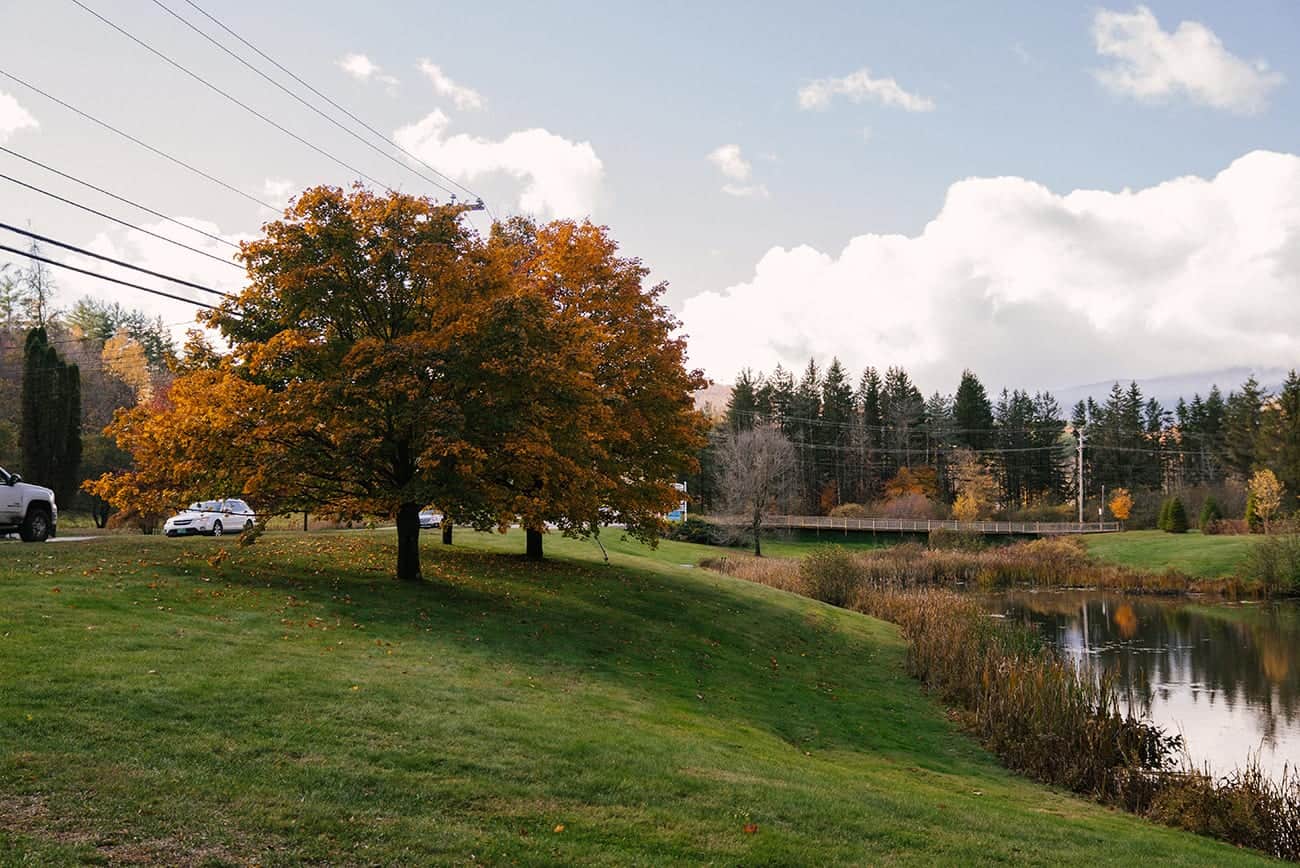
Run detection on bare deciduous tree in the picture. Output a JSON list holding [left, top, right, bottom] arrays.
[[715, 425, 797, 557]]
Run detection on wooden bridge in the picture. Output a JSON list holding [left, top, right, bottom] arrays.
[[710, 515, 1121, 536]]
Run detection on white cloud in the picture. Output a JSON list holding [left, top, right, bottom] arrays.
[[1092, 6, 1282, 114], [798, 68, 935, 112], [416, 60, 484, 111], [393, 110, 603, 218], [337, 53, 399, 87], [0, 91, 38, 141], [679, 150, 1300, 392], [708, 144, 769, 198], [721, 183, 770, 200], [708, 144, 752, 182]]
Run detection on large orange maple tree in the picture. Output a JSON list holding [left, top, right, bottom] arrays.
[[89, 186, 707, 579]]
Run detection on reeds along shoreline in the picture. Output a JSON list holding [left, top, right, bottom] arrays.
[[702, 546, 1300, 861], [706, 535, 1257, 596]]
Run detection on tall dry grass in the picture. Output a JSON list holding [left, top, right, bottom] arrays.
[[703, 545, 1300, 860], [707, 536, 1252, 596]]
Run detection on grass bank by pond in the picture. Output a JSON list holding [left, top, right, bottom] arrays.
[[1085, 530, 1262, 579], [0, 530, 1272, 865], [708, 548, 1300, 860]]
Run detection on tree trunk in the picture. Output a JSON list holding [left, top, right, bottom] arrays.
[[525, 527, 544, 560], [752, 514, 762, 557], [396, 502, 423, 581], [442, 520, 453, 545]]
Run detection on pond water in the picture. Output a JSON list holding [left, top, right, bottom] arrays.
[[980, 591, 1300, 780]]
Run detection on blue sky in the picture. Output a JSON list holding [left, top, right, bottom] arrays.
[[2, 1, 1299, 392]]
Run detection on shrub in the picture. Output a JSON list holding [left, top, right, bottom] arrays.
[[1157, 498, 1172, 532], [827, 502, 870, 518], [928, 528, 986, 551], [1242, 534, 1300, 593], [665, 516, 718, 544], [1204, 518, 1249, 536], [1247, 491, 1262, 533], [1199, 495, 1222, 530], [798, 546, 862, 607], [873, 493, 939, 519], [1165, 498, 1189, 534]]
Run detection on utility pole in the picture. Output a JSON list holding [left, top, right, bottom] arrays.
[[1076, 427, 1086, 525]]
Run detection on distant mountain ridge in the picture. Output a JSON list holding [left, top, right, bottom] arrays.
[[1052, 367, 1292, 410]]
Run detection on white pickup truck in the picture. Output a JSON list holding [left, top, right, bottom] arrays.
[[0, 466, 57, 542]]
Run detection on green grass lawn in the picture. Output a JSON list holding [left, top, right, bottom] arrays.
[[1085, 530, 1261, 578], [0, 529, 1274, 865]]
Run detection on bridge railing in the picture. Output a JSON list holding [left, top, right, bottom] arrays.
[[706, 515, 1120, 535]]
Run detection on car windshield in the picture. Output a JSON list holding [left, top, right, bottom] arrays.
[[189, 501, 220, 511]]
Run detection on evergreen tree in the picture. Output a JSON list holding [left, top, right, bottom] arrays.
[[952, 369, 994, 450], [1245, 490, 1261, 533], [923, 391, 954, 499], [1199, 494, 1222, 530], [20, 326, 82, 505], [881, 366, 925, 472], [856, 367, 884, 500], [1158, 497, 1172, 531], [819, 358, 855, 507], [1223, 376, 1266, 479], [764, 364, 795, 431], [1165, 496, 1189, 534], [725, 368, 761, 432], [789, 359, 822, 510], [1260, 370, 1300, 497]]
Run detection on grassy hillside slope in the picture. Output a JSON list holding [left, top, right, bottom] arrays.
[[0, 530, 1273, 865]]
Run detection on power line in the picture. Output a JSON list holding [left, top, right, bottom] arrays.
[[0, 170, 243, 271], [174, 0, 492, 216], [0, 242, 227, 313], [70, 0, 397, 195], [0, 69, 277, 210], [148, 0, 464, 203], [0, 146, 242, 251], [0, 222, 232, 299]]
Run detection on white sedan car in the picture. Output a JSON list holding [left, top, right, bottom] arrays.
[[419, 510, 443, 529], [164, 498, 256, 537]]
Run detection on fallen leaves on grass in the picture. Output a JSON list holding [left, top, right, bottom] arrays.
[[743, 823, 759, 834]]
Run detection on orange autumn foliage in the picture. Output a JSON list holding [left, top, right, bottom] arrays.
[[89, 186, 707, 577]]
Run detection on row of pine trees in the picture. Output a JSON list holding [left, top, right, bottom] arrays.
[[696, 358, 1300, 519]]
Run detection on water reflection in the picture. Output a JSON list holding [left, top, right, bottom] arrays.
[[981, 591, 1300, 779]]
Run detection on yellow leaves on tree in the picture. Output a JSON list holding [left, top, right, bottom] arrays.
[[84, 368, 266, 533], [1108, 487, 1133, 524], [103, 330, 154, 404], [1248, 469, 1285, 534], [950, 449, 998, 522], [884, 466, 938, 501]]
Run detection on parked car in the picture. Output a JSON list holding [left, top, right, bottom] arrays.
[[419, 510, 443, 529], [163, 498, 255, 537], [0, 466, 57, 542]]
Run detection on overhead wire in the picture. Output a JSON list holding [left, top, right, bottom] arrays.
[[0, 146, 244, 251], [147, 0, 462, 202], [68, 0, 398, 194], [0, 171, 243, 271], [0, 222, 232, 298], [0, 242, 229, 313], [0, 69, 278, 210], [173, 0, 493, 216]]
